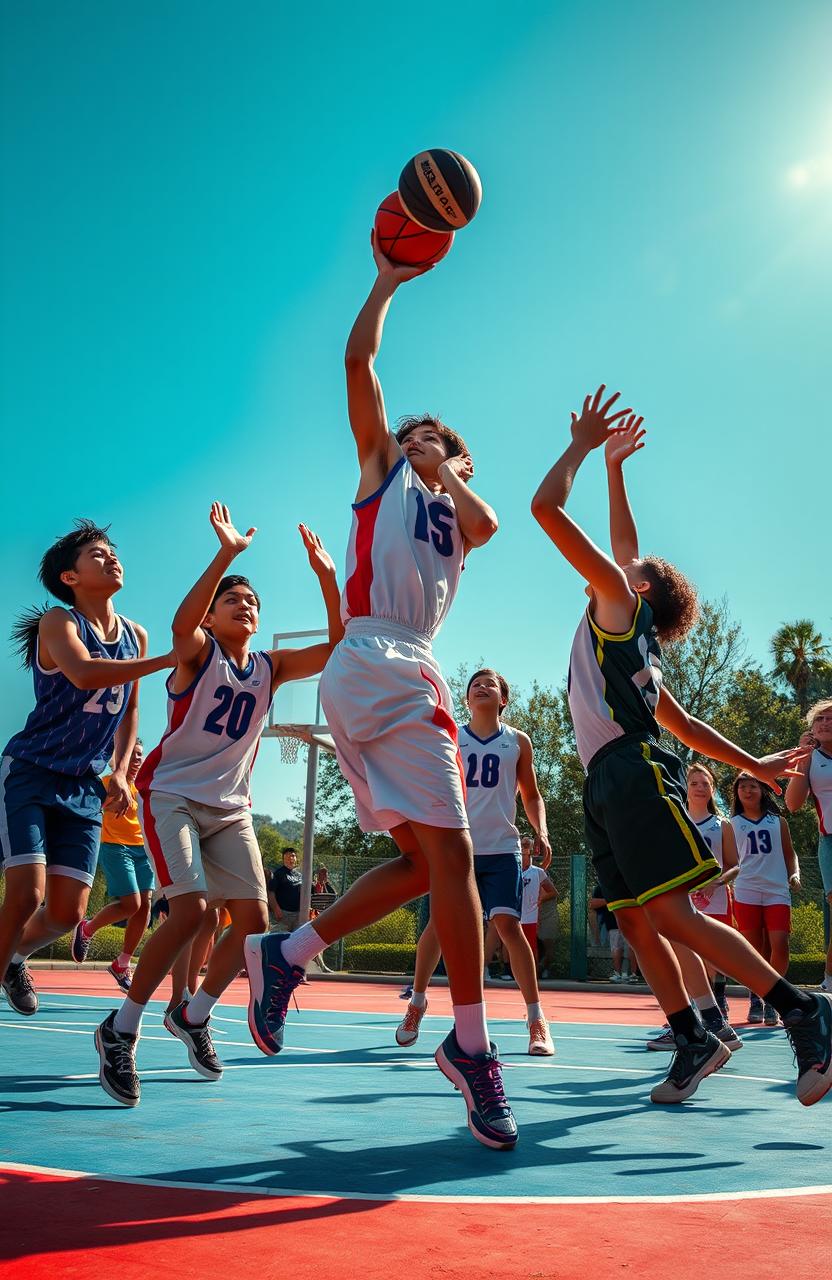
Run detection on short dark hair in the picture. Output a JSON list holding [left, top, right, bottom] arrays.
[[10, 519, 114, 668], [395, 414, 469, 460], [209, 575, 261, 612], [466, 668, 510, 714], [639, 556, 699, 644], [282, 847, 297, 857], [730, 772, 780, 817]]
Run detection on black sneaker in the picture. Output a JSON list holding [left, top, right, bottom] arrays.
[[70, 920, 93, 964], [434, 1029, 518, 1149], [163, 1001, 223, 1080], [94, 1011, 140, 1106], [2, 961, 38, 1015], [763, 1003, 779, 1026], [650, 1031, 731, 1103], [748, 994, 764, 1024], [784, 993, 832, 1107]]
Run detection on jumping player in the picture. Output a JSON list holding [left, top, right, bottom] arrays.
[[246, 237, 518, 1150], [396, 668, 555, 1057], [786, 699, 832, 992], [531, 391, 831, 1106], [70, 739, 155, 991], [0, 521, 172, 1015], [731, 773, 799, 1025], [94, 505, 342, 1106]]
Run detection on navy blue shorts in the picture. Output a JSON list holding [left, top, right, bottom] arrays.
[[0, 756, 105, 887], [474, 852, 522, 919]]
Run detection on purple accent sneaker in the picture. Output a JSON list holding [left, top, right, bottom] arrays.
[[243, 932, 304, 1055], [71, 920, 93, 964], [434, 1028, 518, 1150]]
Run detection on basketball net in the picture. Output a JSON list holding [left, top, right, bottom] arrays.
[[273, 726, 309, 766]]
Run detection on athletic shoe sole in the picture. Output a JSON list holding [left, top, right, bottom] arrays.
[[163, 1013, 222, 1080], [528, 1039, 555, 1056], [243, 934, 279, 1056], [650, 1040, 731, 1104], [797, 992, 832, 1107], [93, 1025, 139, 1108], [434, 1041, 518, 1150], [1, 982, 38, 1016], [108, 965, 132, 993], [717, 1030, 744, 1051]]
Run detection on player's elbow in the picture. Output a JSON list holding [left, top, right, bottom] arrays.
[[467, 512, 499, 546], [530, 493, 559, 533], [345, 350, 373, 376]]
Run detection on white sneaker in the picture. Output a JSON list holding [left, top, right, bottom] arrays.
[[528, 1016, 555, 1056], [396, 1001, 427, 1046], [610, 972, 624, 983]]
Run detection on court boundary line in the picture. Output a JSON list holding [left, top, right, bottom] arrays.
[[4, 1160, 832, 1207]]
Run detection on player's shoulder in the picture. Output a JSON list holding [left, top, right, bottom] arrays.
[[40, 604, 77, 631], [120, 616, 147, 646]]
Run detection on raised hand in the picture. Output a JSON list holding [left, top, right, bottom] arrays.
[[371, 228, 435, 287], [210, 502, 257, 555], [570, 385, 632, 452], [438, 452, 475, 485], [751, 745, 815, 794], [103, 771, 133, 818], [605, 414, 645, 467], [299, 524, 336, 579]]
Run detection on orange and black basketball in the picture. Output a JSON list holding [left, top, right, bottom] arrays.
[[373, 192, 454, 267], [398, 149, 482, 232]]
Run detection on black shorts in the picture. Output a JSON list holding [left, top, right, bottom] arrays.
[[583, 734, 720, 912]]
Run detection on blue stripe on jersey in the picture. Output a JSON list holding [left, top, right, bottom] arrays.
[[4, 610, 139, 776]]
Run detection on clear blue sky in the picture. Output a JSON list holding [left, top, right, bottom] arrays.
[[2, 1, 831, 822]]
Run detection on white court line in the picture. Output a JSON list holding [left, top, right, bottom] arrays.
[[0, 1019, 792, 1084], [4, 1159, 831, 1207]]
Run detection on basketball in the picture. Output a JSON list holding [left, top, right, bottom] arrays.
[[373, 191, 454, 267], [398, 149, 482, 232]]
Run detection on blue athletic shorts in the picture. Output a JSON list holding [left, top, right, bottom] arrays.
[[98, 841, 155, 899], [0, 755, 105, 887], [474, 852, 522, 919], [819, 834, 832, 897]]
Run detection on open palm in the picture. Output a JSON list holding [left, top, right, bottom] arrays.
[[605, 414, 645, 465], [210, 502, 256, 554]]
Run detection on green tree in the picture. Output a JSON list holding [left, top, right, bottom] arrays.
[[771, 619, 831, 714]]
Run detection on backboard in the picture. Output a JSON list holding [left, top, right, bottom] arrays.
[[264, 629, 335, 761]]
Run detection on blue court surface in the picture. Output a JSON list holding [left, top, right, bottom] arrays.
[[2, 984, 830, 1203]]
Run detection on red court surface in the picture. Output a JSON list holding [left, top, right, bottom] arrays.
[[3, 972, 830, 1280]]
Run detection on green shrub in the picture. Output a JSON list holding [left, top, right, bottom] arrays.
[[346, 907, 417, 948], [786, 952, 826, 985], [343, 942, 416, 973], [791, 903, 825, 954]]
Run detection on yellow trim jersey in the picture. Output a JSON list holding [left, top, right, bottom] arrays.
[[567, 596, 663, 769]]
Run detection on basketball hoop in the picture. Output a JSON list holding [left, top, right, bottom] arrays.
[[273, 725, 310, 766]]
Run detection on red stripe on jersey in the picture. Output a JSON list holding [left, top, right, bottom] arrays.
[[419, 665, 467, 802], [141, 793, 171, 888], [345, 495, 382, 619], [136, 684, 196, 797], [813, 793, 828, 837]]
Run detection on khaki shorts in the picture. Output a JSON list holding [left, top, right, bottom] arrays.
[[139, 790, 266, 902]]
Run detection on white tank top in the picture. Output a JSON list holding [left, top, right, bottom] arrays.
[[137, 638, 273, 809], [809, 749, 832, 836], [342, 455, 463, 640], [732, 812, 789, 902], [521, 864, 547, 924], [458, 722, 522, 856], [691, 815, 728, 915]]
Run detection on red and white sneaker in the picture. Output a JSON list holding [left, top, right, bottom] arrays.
[[396, 1001, 427, 1046], [528, 1016, 555, 1056]]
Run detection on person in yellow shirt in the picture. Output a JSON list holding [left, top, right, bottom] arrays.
[[70, 741, 154, 990]]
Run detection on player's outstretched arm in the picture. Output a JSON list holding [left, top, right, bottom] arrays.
[[170, 503, 256, 668], [604, 415, 645, 567], [655, 683, 813, 795], [784, 732, 814, 812], [516, 733, 551, 867], [437, 453, 498, 550], [531, 385, 635, 632], [105, 623, 146, 816], [345, 233, 433, 482], [39, 611, 174, 690], [270, 525, 344, 689]]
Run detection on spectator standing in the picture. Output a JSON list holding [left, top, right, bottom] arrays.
[[269, 849, 303, 933]]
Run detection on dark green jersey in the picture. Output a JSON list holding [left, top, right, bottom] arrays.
[[567, 596, 663, 768]]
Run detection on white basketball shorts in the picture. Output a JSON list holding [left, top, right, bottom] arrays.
[[319, 620, 468, 834]]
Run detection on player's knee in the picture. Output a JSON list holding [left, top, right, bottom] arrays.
[[49, 900, 87, 931], [495, 913, 521, 940], [614, 906, 652, 949], [5, 885, 43, 921], [231, 901, 268, 934], [120, 893, 142, 916]]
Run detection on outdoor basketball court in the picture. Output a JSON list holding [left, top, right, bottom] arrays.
[[2, 970, 830, 1279]]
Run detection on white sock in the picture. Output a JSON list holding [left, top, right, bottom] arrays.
[[695, 992, 718, 1013], [185, 988, 218, 1025], [114, 997, 144, 1036], [527, 1001, 543, 1022], [11, 953, 26, 965], [115, 952, 131, 970], [281, 923, 324, 970], [410, 990, 427, 1010], [453, 1001, 490, 1056]]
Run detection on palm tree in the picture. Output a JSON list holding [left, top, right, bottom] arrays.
[[771, 620, 831, 714]]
